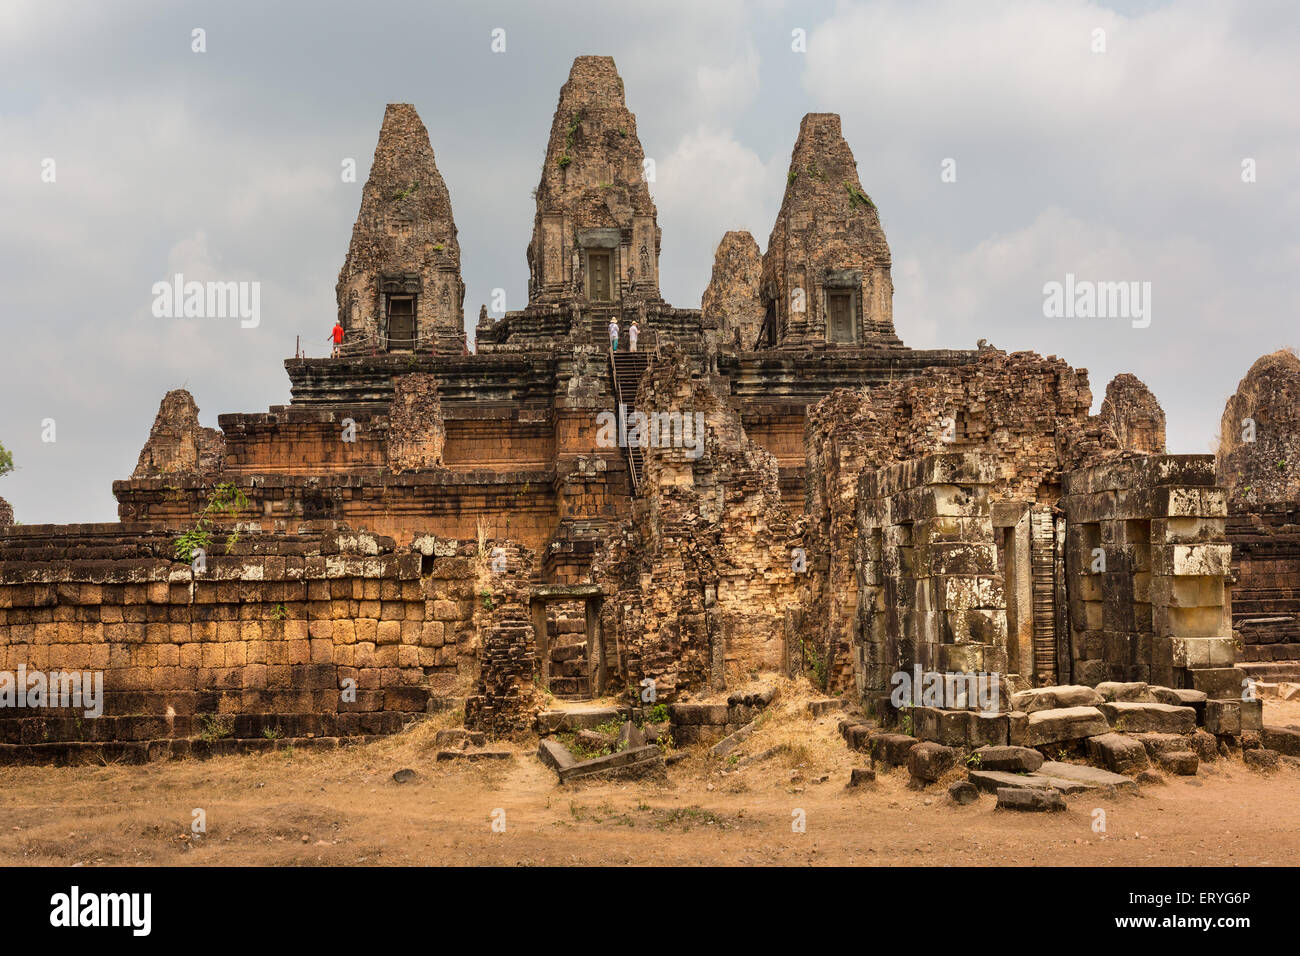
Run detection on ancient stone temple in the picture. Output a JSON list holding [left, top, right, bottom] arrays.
[[336, 103, 466, 356], [0, 55, 1275, 760]]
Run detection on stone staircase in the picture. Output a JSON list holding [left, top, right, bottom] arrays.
[[610, 348, 652, 495]]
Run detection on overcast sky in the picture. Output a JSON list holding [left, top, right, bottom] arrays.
[[2, 0, 1297, 524]]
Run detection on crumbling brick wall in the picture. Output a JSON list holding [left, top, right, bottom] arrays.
[[0, 498, 12, 529], [464, 543, 540, 737], [592, 349, 802, 700], [132, 389, 225, 479], [802, 349, 1129, 692], [0, 524, 485, 760]]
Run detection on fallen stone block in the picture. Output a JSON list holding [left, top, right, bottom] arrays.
[[558, 744, 665, 783], [536, 705, 622, 733], [1136, 770, 1165, 786], [1262, 726, 1300, 756], [1190, 729, 1219, 762], [1021, 706, 1110, 746], [1086, 733, 1150, 774], [848, 767, 876, 788], [908, 741, 957, 783], [1010, 685, 1105, 714], [1132, 732, 1191, 758], [969, 712, 1010, 747], [948, 780, 979, 805], [710, 720, 756, 757], [392, 768, 417, 783], [1241, 699, 1263, 732], [970, 745, 1043, 773], [1155, 750, 1198, 775], [669, 703, 730, 726], [1095, 681, 1155, 703], [996, 786, 1065, 811], [1203, 699, 1241, 735], [1100, 701, 1197, 735], [807, 699, 842, 717], [868, 733, 919, 767], [1244, 748, 1279, 772], [537, 738, 576, 772], [840, 723, 874, 753], [1150, 686, 1208, 720], [1036, 761, 1138, 793]]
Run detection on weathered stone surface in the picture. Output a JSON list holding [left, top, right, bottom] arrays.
[[1243, 747, 1279, 772], [761, 113, 899, 349], [392, 768, 417, 783], [1012, 686, 1105, 713], [1137, 769, 1165, 786], [1022, 706, 1111, 746], [996, 786, 1066, 812], [1036, 760, 1139, 793], [948, 780, 980, 805], [0, 497, 11, 528], [908, 741, 957, 783], [868, 733, 920, 767], [1151, 686, 1208, 711], [1100, 701, 1197, 735], [971, 745, 1044, 773], [710, 720, 755, 757], [1262, 726, 1300, 756], [1099, 374, 1166, 455], [807, 698, 843, 717], [336, 103, 465, 354], [1154, 750, 1198, 775], [1095, 681, 1155, 703], [1086, 733, 1151, 774], [558, 744, 665, 783], [537, 738, 576, 772], [848, 767, 876, 787], [576, 729, 616, 752], [435, 749, 511, 762], [388, 374, 445, 471], [702, 230, 764, 351], [1217, 349, 1300, 505], [132, 390, 225, 479]]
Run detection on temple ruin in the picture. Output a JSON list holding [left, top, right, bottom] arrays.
[[1, 55, 1296, 776]]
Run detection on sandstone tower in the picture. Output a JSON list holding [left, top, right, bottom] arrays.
[[336, 103, 466, 355], [760, 113, 900, 349], [526, 55, 661, 309]]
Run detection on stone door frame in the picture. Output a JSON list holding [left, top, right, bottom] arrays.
[[528, 584, 606, 697]]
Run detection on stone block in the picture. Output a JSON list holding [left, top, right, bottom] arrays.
[[996, 786, 1065, 811], [908, 741, 957, 783], [1099, 701, 1197, 735], [1086, 733, 1150, 774], [1010, 685, 1105, 713], [970, 745, 1043, 773], [1022, 706, 1110, 746]]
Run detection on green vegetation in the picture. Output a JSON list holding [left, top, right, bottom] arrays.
[[0, 441, 13, 478], [199, 713, 234, 743], [392, 182, 420, 200], [845, 181, 875, 209], [787, 169, 798, 185], [802, 638, 829, 688], [173, 482, 250, 563]]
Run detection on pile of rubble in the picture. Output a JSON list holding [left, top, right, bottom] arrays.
[[840, 682, 1300, 810]]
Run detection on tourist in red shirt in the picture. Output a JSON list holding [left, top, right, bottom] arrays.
[[329, 322, 345, 357]]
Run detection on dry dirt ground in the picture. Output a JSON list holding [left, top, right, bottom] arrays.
[[2, 685, 1298, 867]]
